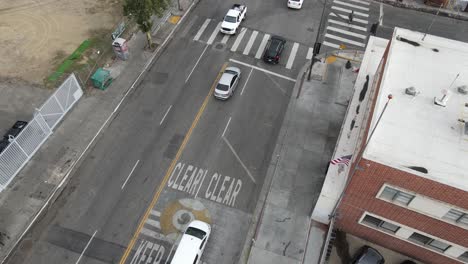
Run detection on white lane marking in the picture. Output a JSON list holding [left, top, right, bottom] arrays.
[[255, 34, 270, 59], [140, 227, 168, 241], [207, 22, 222, 45], [323, 41, 341, 49], [330, 13, 368, 24], [122, 160, 140, 189], [333, 0, 370, 10], [194, 171, 207, 199], [146, 219, 161, 229], [222, 137, 256, 183], [243, 30, 258, 55], [185, 45, 208, 83], [222, 117, 232, 138], [327, 26, 367, 39], [325, 33, 365, 47], [164, 235, 180, 264], [331, 6, 369, 17], [150, 210, 161, 217], [194, 18, 211, 41], [231, 27, 247, 52], [379, 3, 384, 25], [229, 58, 296, 82], [240, 68, 253, 95], [348, 0, 370, 5], [159, 105, 173, 125], [306, 47, 314, 60], [221, 34, 229, 44], [328, 19, 367, 31], [75, 230, 98, 264], [286, 42, 299, 69]]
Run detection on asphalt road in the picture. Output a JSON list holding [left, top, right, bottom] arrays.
[[6, 0, 320, 263]]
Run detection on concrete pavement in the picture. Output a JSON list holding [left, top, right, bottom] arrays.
[[244, 53, 362, 264]]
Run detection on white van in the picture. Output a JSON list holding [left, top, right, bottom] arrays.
[[171, 220, 211, 264]]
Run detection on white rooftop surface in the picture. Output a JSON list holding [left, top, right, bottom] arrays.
[[364, 28, 468, 191]]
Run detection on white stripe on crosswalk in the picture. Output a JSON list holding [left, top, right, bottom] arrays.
[[306, 47, 314, 60], [348, 0, 370, 5], [327, 26, 367, 39], [255, 34, 270, 59], [221, 34, 229, 44], [207, 22, 221, 45], [150, 210, 160, 217], [146, 219, 161, 229], [333, 0, 370, 10], [323, 41, 341, 49], [243, 30, 258, 55], [331, 6, 369, 17], [330, 13, 368, 24], [286, 43, 299, 69], [328, 19, 368, 31], [325, 33, 365, 47], [194, 19, 211, 41], [231, 28, 247, 52], [141, 227, 167, 241]]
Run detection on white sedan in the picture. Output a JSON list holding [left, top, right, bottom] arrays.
[[171, 220, 211, 264], [214, 67, 241, 100], [287, 0, 303, 9]]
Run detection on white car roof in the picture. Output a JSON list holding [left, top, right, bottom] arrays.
[[170, 221, 211, 264], [226, 9, 240, 17]]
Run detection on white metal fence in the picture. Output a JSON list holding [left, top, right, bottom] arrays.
[[0, 74, 83, 191]]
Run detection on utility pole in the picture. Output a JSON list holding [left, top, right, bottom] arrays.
[[307, 0, 328, 80]]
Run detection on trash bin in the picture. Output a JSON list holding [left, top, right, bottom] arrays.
[[91, 68, 113, 90]]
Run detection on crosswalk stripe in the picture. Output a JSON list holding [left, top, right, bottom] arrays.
[[348, 0, 370, 5], [330, 13, 368, 24], [194, 18, 211, 41], [150, 210, 160, 217], [323, 41, 341, 49], [207, 22, 221, 45], [231, 27, 247, 52], [306, 47, 314, 60], [328, 19, 367, 31], [255, 34, 270, 59], [243, 30, 258, 55], [286, 43, 299, 69], [325, 33, 365, 47], [146, 219, 161, 229], [333, 0, 370, 10], [331, 6, 369, 17], [221, 34, 229, 44], [327, 26, 367, 39], [140, 227, 168, 241]]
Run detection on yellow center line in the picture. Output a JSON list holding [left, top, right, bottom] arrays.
[[119, 62, 228, 264]]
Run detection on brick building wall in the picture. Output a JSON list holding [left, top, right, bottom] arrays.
[[336, 158, 468, 264]]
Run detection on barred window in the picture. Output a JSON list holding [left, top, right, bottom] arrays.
[[380, 186, 415, 205], [362, 215, 400, 233], [443, 209, 468, 226], [409, 232, 451, 252]]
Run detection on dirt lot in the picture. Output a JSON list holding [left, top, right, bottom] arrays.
[[0, 0, 122, 86]]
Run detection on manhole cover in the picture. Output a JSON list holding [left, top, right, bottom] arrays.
[[213, 43, 226, 51]]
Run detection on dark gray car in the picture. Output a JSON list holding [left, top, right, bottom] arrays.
[[352, 246, 385, 264]]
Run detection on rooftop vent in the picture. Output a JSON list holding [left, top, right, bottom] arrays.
[[458, 85, 467, 94], [407, 166, 428, 174], [434, 89, 451, 107], [405, 86, 417, 96]]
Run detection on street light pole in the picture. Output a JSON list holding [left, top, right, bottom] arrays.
[[308, 0, 328, 80]]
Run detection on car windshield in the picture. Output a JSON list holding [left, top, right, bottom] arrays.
[[266, 41, 280, 57], [224, 70, 237, 75], [185, 227, 206, 239], [216, 83, 230, 91], [224, 15, 237, 23]]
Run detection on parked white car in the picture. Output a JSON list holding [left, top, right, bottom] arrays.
[[171, 220, 211, 264], [214, 67, 241, 100], [220, 4, 247, 34], [287, 0, 303, 9]]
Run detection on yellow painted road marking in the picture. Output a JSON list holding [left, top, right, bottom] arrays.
[[118, 62, 228, 264], [169, 16, 181, 24]]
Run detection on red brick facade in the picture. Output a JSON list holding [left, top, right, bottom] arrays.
[[336, 158, 468, 264]]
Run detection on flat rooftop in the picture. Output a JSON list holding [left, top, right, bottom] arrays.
[[364, 27, 468, 191]]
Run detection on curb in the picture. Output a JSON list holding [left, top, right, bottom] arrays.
[[373, 0, 468, 21], [0, 1, 199, 263]]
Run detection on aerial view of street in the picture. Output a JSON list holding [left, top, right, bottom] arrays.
[[0, 0, 467, 263]]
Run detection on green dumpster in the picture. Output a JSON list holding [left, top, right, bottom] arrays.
[[91, 68, 113, 90]]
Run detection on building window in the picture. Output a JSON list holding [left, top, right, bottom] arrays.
[[459, 251, 468, 262], [443, 209, 468, 226], [408, 232, 451, 252], [379, 186, 415, 205], [362, 214, 400, 233]]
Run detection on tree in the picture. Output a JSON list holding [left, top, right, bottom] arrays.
[[123, 0, 169, 48]]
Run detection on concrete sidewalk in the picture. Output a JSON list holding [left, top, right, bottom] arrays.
[[0, 0, 195, 261], [244, 53, 363, 264], [373, 0, 468, 21]]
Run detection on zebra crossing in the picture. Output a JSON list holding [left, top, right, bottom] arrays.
[[191, 18, 313, 70], [323, 0, 372, 50]]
